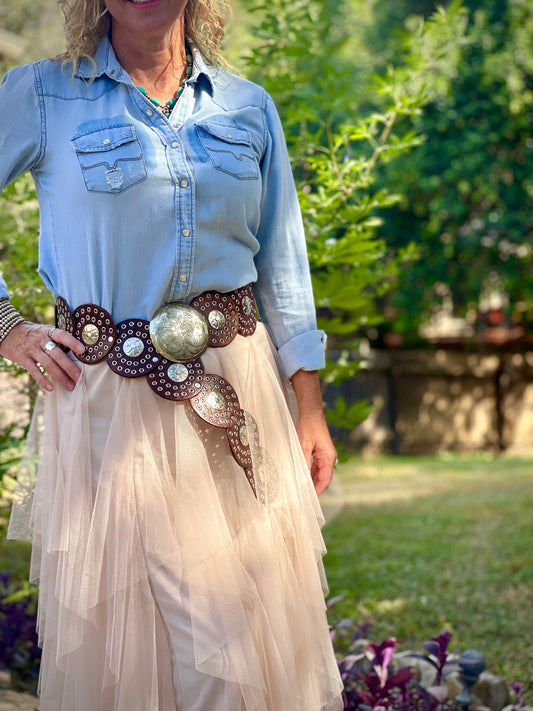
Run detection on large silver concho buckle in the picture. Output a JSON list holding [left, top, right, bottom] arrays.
[[149, 303, 210, 363]]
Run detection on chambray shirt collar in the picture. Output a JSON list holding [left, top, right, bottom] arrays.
[[76, 35, 214, 94]]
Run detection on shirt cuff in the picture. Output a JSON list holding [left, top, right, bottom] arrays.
[[277, 329, 327, 379]]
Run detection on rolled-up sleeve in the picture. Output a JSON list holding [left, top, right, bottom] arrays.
[[0, 64, 45, 299], [253, 94, 325, 378]]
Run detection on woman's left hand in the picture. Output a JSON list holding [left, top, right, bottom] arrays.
[[291, 369, 337, 495], [296, 411, 337, 495]]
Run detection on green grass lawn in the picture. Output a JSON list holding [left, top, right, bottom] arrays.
[[322, 454, 533, 691]]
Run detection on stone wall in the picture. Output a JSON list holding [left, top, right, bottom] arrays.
[[326, 348, 533, 455]]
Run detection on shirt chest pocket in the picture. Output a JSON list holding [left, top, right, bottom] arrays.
[[71, 123, 147, 193], [196, 121, 260, 181]]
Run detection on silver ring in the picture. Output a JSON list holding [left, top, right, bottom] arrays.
[[48, 327, 57, 340], [44, 341, 57, 355]]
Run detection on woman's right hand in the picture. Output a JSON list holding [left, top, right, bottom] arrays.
[[0, 321, 85, 392]]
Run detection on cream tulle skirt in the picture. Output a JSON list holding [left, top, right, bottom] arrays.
[[8, 324, 343, 711]]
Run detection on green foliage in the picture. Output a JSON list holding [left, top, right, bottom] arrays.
[[0, 0, 64, 61], [379, 0, 533, 337], [0, 1, 43, 35], [237, 0, 469, 410], [0, 424, 23, 510], [0, 174, 53, 374], [0, 174, 49, 429], [324, 396, 373, 431]]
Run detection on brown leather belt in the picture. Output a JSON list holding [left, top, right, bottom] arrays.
[[55, 285, 270, 500]]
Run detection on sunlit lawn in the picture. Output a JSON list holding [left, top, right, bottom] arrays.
[[321, 454, 533, 691]]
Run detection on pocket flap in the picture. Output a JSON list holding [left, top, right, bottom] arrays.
[[72, 124, 139, 153], [197, 121, 251, 146]]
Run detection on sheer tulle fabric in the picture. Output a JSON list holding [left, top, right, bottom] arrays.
[[9, 324, 343, 711]]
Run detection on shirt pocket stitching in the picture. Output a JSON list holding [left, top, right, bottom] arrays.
[[72, 124, 147, 194], [196, 121, 259, 181]]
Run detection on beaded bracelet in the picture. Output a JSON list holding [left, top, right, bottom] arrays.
[[0, 298, 25, 344]]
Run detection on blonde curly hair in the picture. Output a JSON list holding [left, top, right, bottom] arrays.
[[57, 0, 229, 71]]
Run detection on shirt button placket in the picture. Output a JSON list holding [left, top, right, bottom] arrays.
[[172, 136, 192, 298]]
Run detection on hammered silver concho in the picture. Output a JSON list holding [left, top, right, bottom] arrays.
[[149, 303, 210, 363]]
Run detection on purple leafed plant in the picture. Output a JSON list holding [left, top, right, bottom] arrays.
[[328, 604, 458, 711], [508, 677, 533, 710], [336, 633, 440, 711], [405, 629, 459, 685], [0, 572, 41, 688]]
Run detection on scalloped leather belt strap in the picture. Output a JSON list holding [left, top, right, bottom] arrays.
[[54, 285, 268, 499]]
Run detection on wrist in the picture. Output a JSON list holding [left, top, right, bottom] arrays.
[[290, 369, 325, 414], [0, 299, 24, 344]]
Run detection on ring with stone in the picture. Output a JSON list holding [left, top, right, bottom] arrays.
[[44, 341, 57, 355], [48, 327, 57, 341]]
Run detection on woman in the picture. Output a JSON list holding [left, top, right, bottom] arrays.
[[0, 0, 343, 709]]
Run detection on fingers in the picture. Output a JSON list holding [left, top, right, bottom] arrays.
[[38, 340, 82, 391], [295, 413, 338, 495], [310, 452, 336, 496], [24, 357, 59, 393], [307, 437, 337, 495], [49, 326, 85, 356], [0, 322, 84, 392]]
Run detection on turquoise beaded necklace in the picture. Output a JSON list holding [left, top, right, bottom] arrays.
[[137, 46, 193, 117]]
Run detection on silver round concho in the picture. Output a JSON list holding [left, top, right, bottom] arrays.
[[149, 303, 209, 363], [82, 323, 100, 345], [241, 295, 253, 316], [167, 363, 189, 383], [123, 337, 144, 357], [55, 296, 75, 337], [208, 310, 226, 329], [147, 358, 204, 401], [190, 374, 241, 428], [107, 319, 161, 378], [227, 413, 252, 468], [239, 424, 249, 446]]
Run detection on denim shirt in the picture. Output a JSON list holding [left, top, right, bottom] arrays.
[[0, 37, 326, 377]]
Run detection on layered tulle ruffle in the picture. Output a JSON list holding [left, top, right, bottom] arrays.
[[9, 324, 343, 711]]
